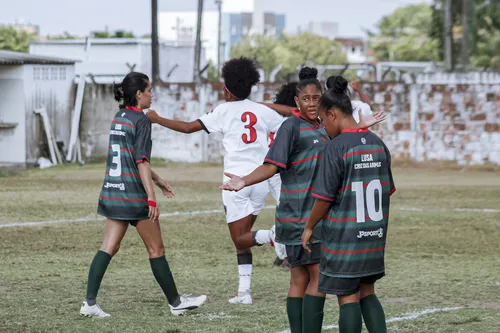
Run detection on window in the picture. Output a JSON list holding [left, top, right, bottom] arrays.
[[51, 67, 58, 80], [58, 67, 66, 80], [33, 67, 41, 80], [42, 68, 49, 80]]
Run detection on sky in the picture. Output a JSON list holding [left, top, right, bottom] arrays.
[[0, 0, 432, 37]]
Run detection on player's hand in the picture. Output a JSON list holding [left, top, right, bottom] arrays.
[[358, 110, 386, 128], [148, 199, 160, 223], [219, 172, 245, 191], [146, 109, 160, 123], [301, 228, 314, 253], [349, 81, 361, 92], [155, 178, 174, 198]]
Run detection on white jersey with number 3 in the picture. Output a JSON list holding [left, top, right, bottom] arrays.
[[198, 99, 284, 180]]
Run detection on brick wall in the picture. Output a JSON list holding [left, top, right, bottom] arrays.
[[79, 81, 500, 165]]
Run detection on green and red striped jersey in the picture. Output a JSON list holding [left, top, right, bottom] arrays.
[[264, 111, 329, 245], [313, 128, 395, 278], [97, 106, 152, 221]]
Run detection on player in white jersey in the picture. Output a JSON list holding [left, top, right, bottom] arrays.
[[146, 57, 289, 305]]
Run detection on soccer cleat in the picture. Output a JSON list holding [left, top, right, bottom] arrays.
[[270, 225, 287, 260], [169, 294, 207, 316], [80, 301, 110, 318], [229, 291, 253, 305]]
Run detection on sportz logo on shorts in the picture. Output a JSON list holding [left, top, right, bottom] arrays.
[[357, 228, 384, 239]]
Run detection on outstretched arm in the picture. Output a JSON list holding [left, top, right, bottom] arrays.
[[220, 164, 278, 191], [260, 102, 295, 117], [147, 110, 203, 134], [350, 81, 372, 106]]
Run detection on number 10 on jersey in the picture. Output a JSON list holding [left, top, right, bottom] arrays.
[[352, 180, 383, 223]]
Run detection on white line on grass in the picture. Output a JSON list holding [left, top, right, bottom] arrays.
[[277, 307, 463, 333], [0, 206, 499, 229]]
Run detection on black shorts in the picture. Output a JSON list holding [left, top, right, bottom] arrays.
[[318, 272, 385, 296], [285, 243, 321, 268]]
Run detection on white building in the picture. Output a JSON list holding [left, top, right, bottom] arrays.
[[29, 38, 205, 83], [0, 51, 76, 166], [335, 38, 368, 63]]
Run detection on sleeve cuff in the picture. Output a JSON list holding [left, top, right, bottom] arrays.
[[197, 119, 210, 134], [264, 158, 287, 169], [136, 155, 151, 164], [312, 192, 335, 202]]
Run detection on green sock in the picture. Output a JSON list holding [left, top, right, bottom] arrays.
[[287, 297, 303, 333], [85, 250, 112, 304], [360, 295, 387, 333], [302, 294, 325, 333], [149, 256, 180, 306], [339, 302, 362, 333]]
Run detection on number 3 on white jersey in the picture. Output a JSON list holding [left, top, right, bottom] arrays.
[[241, 111, 257, 144], [109, 144, 122, 177], [352, 180, 383, 223]]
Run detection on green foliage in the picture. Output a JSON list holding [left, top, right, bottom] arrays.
[[93, 30, 135, 38], [230, 32, 346, 82], [205, 59, 220, 82], [0, 26, 35, 52], [368, 3, 440, 62]]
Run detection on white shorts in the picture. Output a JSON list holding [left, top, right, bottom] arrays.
[[222, 181, 270, 223], [268, 173, 282, 203]]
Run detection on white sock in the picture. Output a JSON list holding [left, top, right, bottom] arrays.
[[238, 264, 252, 294], [254, 230, 271, 245]]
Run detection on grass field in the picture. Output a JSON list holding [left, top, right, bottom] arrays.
[[0, 162, 499, 333]]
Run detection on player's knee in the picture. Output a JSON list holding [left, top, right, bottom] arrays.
[[100, 242, 121, 257], [146, 244, 165, 258]]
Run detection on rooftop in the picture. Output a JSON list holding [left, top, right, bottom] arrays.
[[0, 50, 78, 65], [30, 38, 195, 47]]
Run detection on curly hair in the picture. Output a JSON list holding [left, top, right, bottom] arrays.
[[221, 57, 260, 100], [296, 66, 322, 94], [273, 82, 298, 107]]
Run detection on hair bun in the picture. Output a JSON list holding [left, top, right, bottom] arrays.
[[298, 66, 318, 81], [326, 75, 348, 93], [113, 83, 124, 102]]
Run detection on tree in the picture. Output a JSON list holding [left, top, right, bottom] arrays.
[[0, 26, 35, 52], [230, 32, 346, 81], [93, 30, 135, 38], [205, 59, 220, 82], [368, 3, 440, 62], [47, 31, 77, 40]]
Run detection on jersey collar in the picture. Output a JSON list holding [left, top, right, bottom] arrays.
[[342, 127, 368, 133], [125, 106, 143, 113], [293, 110, 322, 126]]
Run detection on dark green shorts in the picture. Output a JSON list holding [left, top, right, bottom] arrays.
[[318, 272, 385, 296], [285, 243, 321, 268]]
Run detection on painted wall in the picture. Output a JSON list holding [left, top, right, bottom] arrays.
[[0, 66, 26, 165], [78, 81, 500, 165]]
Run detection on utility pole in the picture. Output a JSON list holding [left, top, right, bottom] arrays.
[[193, 0, 204, 83], [461, 0, 470, 72], [215, 0, 223, 74], [151, 0, 160, 82], [444, 0, 453, 72]]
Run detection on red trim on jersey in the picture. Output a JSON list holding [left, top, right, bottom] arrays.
[[342, 127, 368, 133], [312, 193, 335, 202], [264, 158, 286, 169], [390, 187, 396, 195], [99, 195, 147, 202], [275, 217, 309, 223], [105, 172, 140, 178], [325, 214, 389, 223], [321, 244, 385, 255], [109, 146, 135, 155], [343, 149, 384, 159], [112, 120, 136, 129], [136, 155, 150, 164], [125, 106, 144, 113], [339, 181, 391, 192], [281, 186, 314, 193], [291, 154, 322, 165], [293, 110, 322, 127]]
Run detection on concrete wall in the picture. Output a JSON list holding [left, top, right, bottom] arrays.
[[79, 81, 500, 165]]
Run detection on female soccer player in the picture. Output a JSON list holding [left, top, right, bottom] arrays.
[[302, 76, 395, 333], [146, 57, 288, 305], [80, 72, 206, 318], [220, 68, 386, 333]]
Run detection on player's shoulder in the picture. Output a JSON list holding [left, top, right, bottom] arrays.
[[280, 114, 300, 129]]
